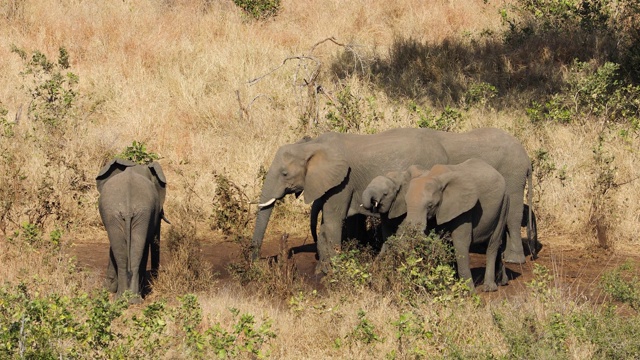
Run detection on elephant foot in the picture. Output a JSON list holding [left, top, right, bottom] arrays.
[[315, 261, 331, 275], [496, 272, 509, 286], [503, 249, 526, 264], [128, 295, 143, 305], [481, 282, 498, 292], [105, 278, 118, 293]]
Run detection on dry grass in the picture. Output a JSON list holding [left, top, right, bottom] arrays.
[[0, 0, 639, 358]]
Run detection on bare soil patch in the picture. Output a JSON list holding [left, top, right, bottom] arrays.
[[69, 233, 639, 303]]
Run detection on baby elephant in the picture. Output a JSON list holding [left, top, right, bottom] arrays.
[[363, 159, 510, 292], [402, 159, 509, 292]]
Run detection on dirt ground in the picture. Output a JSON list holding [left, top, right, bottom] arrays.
[[69, 230, 640, 305]]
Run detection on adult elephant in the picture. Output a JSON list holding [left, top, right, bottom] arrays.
[[400, 160, 510, 292], [96, 158, 168, 303], [251, 127, 533, 272]]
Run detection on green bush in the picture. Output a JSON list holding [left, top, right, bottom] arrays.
[[373, 227, 470, 302], [413, 103, 462, 132], [324, 85, 380, 134], [324, 239, 374, 291], [600, 261, 640, 310], [233, 0, 280, 20], [117, 140, 160, 165]]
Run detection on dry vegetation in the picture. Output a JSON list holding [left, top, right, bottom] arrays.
[[1, 0, 640, 358]]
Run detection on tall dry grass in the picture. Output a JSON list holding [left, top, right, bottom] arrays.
[[0, 1, 639, 357]]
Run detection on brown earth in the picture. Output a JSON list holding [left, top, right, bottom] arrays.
[[69, 233, 640, 303]]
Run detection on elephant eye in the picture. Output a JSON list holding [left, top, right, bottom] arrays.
[[281, 170, 288, 177]]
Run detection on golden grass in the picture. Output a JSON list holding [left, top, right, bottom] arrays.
[[0, 0, 639, 356]]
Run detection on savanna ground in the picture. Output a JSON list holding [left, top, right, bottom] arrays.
[[1, 0, 640, 358]]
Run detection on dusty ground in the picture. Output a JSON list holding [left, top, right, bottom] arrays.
[[69, 231, 640, 304]]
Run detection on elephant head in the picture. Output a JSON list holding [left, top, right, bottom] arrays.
[[252, 141, 349, 258], [361, 170, 411, 219], [404, 165, 478, 229], [361, 165, 430, 219]]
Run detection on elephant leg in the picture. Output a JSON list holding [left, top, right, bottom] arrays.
[[343, 214, 368, 245], [110, 240, 130, 300], [481, 235, 501, 293], [451, 224, 475, 292], [503, 193, 526, 264], [316, 195, 350, 274], [150, 221, 161, 279], [106, 248, 118, 293], [104, 215, 130, 300], [127, 216, 152, 304]]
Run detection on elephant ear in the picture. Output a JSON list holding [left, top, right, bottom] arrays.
[[303, 144, 349, 204], [407, 165, 429, 179], [148, 161, 167, 206], [96, 158, 137, 193], [388, 170, 412, 219], [436, 172, 478, 225]]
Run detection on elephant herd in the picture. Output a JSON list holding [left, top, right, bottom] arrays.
[[97, 127, 539, 302]]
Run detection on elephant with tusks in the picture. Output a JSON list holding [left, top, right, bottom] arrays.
[[251, 127, 535, 273]]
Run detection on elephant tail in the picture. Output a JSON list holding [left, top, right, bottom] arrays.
[[124, 214, 133, 276], [526, 167, 539, 260]]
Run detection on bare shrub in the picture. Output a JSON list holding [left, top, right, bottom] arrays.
[[227, 233, 304, 299]]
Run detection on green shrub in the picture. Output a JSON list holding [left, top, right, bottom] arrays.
[[324, 239, 374, 291], [600, 261, 640, 310], [117, 140, 160, 165], [324, 85, 381, 134], [413, 103, 462, 132], [373, 227, 470, 302], [233, 0, 280, 20]]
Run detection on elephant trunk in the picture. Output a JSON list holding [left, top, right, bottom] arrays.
[[251, 172, 286, 260], [405, 205, 428, 231], [361, 189, 374, 211], [251, 205, 274, 260]]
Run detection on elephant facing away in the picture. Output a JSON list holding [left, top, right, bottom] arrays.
[[251, 127, 533, 274], [400, 160, 510, 292], [96, 159, 167, 303]]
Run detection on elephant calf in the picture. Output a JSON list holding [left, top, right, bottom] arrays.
[[364, 159, 509, 292], [96, 159, 167, 303]]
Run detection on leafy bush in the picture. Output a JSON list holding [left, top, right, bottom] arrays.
[[233, 0, 280, 20], [324, 239, 374, 291], [0, 46, 95, 234], [117, 140, 160, 165], [413, 103, 462, 131], [324, 85, 381, 134], [373, 227, 470, 302], [0, 286, 276, 359], [600, 261, 640, 310], [526, 60, 640, 127]]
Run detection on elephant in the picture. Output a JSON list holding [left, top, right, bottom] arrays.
[[96, 158, 168, 303], [399, 159, 510, 292], [362, 169, 542, 259], [251, 127, 533, 273]]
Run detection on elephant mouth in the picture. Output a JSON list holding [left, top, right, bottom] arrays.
[[258, 190, 303, 209]]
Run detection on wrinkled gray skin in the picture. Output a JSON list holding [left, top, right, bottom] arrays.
[[363, 172, 540, 259], [252, 127, 532, 273], [96, 159, 167, 303], [401, 160, 510, 292]]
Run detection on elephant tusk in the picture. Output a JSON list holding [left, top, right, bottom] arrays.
[[374, 200, 379, 208], [258, 198, 277, 208]]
